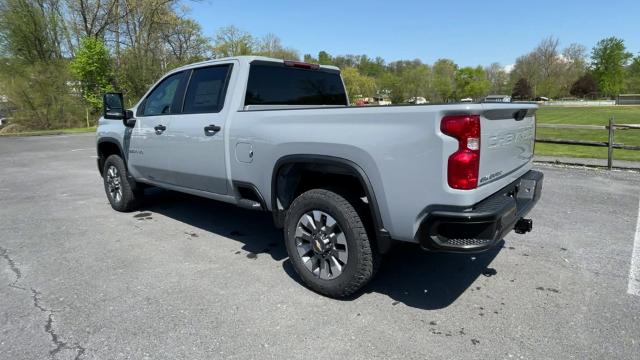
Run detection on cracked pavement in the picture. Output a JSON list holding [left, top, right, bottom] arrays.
[[1, 133, 639, 359]]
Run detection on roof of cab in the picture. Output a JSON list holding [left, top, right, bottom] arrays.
[[171, 56, 340, 73]]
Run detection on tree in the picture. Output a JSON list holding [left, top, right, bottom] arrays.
[[512, 78, 532, 100], [318, 51, 332, 65], [162, 17, 212, 65], [531, 37, 562, 97], [378, 71, 404, 104], [432, 59, 457, 102], [70, 37, 114, 112], [560, 43, 588, 94], [570, 74, 597, 98], [591, 37, 633, 98], [341, 67, 376, 103], [485, 63, 509, 94], [455, 66, 490, 100], [401, 64, 431, 100], [0, 0, 67, 62], [213, 25, 254, 57], [257, 33, 299, 60], [625, 56, 640, 93]]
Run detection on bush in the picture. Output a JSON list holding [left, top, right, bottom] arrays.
[[0, 60, 85, 130]]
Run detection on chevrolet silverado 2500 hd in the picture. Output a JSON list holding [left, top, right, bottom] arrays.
[[97, 56, 543, 297]]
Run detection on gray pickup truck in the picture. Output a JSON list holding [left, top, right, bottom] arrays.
[[97, 56, 543, 297]]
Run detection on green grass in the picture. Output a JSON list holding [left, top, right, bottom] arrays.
[[0, 126, 96, 137], [535, 106, 640, 161]]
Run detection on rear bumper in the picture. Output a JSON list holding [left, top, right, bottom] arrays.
[[418, 170, 543, 252]]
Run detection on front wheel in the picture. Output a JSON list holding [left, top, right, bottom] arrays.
[[284, 189, 378, 298], [103, 155, 141, 212]]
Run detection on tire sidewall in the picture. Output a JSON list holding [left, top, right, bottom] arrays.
[[284, 190, 367, 294], [103, 155, 136, 211]]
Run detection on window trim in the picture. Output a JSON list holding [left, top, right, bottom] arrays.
[[179, 63, 234, 115], [136, 71, 187, 118]]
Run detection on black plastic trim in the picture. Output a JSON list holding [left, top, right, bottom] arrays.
[[419, 170, 543, 253], [96, 137, 126, 175], [233, 180, 267, 211], [271, 154, 392, 253]]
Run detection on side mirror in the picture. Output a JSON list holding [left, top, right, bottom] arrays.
[[103, 93, 125, 119], [103, 92, 136, 128]]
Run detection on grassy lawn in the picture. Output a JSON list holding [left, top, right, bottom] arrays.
[[0, 126, 96, 137], [535, 106, 640, 161]]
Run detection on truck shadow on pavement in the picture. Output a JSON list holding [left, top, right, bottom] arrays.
[[139, 189, 502, 311]]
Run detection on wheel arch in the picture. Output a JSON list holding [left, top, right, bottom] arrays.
[[271, 154, 392, 253], [97, 138, 126, 176]]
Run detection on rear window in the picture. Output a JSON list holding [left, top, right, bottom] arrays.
[[245, 62, 347, 106]]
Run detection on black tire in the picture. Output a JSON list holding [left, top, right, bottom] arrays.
[[284, 188, 378, 298], [102, 154, 142, 212]]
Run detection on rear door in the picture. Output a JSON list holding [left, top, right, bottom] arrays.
[[478, 105, 537, 186], [128, 71, 186, 183], [165, 63, 234, 194]]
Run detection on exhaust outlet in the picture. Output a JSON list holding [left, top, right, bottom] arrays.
[[514, 218, 533, 234]]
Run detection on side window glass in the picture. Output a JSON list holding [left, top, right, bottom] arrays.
[[183, 65, 231, 114], [142, 72, 183, 116]]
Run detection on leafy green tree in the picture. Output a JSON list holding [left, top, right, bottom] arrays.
[[0, 60, 84, 129], [455, 66, 490, 100], [318, 51, 333, 65], [70, 37, 114, 112], [378, 71, 404, 104], [432, 59, 457, 102], [401, 64, 431, 100], [0, 0, 66, 62], [341, 67, 376, 103], [625, 56, 640, 93], [591, 37, 633, 98]]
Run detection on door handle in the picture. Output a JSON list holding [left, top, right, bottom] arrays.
[[154, 124, 166, 133], [204, 124, 221, 135]]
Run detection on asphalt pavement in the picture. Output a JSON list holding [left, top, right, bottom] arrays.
[[1, 133, 639, 359]]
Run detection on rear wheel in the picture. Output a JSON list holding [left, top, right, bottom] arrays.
[[284, 188, 378, 298], [103, 155, 141, 212]]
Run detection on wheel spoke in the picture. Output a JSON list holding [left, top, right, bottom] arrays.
[[297, 242, 313, 259], [312, 210, 325, 229], [300, 214, 316, 232], [329, 255, 343, 276], [319, 258, 330, 279], [295, 225, 313, 243]]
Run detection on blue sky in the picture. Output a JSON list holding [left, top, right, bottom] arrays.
[[189, 0, 640, 68]]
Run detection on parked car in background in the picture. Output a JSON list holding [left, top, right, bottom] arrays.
[[407, 97, 429, 104], [460, 98, 474, 102], [97, 56, 543, 298], [483, 95, 512, 103]]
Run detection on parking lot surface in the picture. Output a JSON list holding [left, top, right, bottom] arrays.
[[1, 134, 639, 359]]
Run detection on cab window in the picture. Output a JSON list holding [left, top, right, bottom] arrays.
[[141, 72, 185, 116], [182, 65, 232, 114]]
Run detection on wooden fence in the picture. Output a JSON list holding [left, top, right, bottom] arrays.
[[536, 118, 640, 169]]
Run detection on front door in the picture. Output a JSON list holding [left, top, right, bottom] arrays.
[[127, 71, 186, 184], [165, 64, 233, 194]]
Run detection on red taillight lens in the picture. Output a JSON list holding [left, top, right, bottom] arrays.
[[441, 115, 481, 190]]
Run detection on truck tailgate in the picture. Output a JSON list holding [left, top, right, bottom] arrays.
[[478, 106, 536, 186]]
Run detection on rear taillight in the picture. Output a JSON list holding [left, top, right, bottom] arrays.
[[441, 115, 481, 190]]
